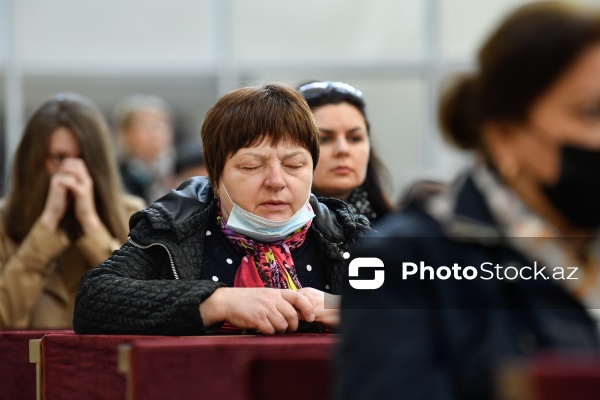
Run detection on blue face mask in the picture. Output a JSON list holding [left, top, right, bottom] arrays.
[[221, 184, 315, 243]]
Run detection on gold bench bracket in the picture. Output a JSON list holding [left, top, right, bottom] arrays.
[[29, 339, 42, 400]]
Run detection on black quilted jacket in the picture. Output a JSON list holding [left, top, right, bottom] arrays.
[[73, 176, 370, 335]]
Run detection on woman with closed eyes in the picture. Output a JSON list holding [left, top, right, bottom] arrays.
[[73, 84, 370, 336]]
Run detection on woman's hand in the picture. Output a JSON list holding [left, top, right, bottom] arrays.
[[58, 158, 100, 234], [199, 287, 315, 334], [39, 169, 76, 232], [297, 287, 341, 327], [41, 158, 101, 235]]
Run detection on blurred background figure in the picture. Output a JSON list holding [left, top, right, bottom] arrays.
[[338, 2, 600, 399], [2, 1, 566, 212], [174, 140, 207, 187], [113, 93, 176, 203], [396, 178, 447, 209], [298, 81, 394, 223], [0, 93, 144, 329], [0, 139, 4, 198]]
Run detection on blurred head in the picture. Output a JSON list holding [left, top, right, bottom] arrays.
[[201, 83, 319, 221], [45, 126, 82, 175], [439, 1, 600, 230], [397, 179, 448, 209], [113, 94, 174, 164], [298, 81, 393, 214], [4, 93, 129, 242], [175, 142, 208, 185]]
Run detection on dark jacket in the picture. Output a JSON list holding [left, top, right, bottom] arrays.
[[336, 170, 600, 400], [73, 176, 369, 336]]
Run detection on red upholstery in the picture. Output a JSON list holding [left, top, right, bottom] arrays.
[[0, 329, 72, 400], [40, 333, 169, 400], [531, 353, 600, 400], [247, 355, 332, 400], [127, 334, 337, 400]]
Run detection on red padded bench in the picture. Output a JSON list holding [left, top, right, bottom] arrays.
[[29, 333, 171, 400], [119, 334, 337, 400], [0, 329, 71, 400]]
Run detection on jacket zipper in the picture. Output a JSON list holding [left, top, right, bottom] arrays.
[[127, 237, 180, 280]]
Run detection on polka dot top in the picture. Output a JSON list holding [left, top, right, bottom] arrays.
[[199, 220, 328, 291]]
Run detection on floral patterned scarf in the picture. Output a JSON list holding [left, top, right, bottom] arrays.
[[216, 202, 310, 289]]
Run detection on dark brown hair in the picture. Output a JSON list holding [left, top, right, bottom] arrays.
[[297, 81, 394, 217], [201, 84, 320, 188], [4, 93, 130, 243], [439, 1, 600, 150]]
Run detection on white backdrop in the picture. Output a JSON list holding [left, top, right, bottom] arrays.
[[3, 0, 597, 200]]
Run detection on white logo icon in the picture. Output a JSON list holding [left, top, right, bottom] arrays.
[[349, 257, 385, 290]]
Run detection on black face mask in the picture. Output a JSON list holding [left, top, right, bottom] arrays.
[[542, 144, 600, 230]]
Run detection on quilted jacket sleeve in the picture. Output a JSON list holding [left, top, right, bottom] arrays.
[[73, 239, 224, 336]]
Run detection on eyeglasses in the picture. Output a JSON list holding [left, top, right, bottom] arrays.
[[297, 81, 363, 101], [47, 154, 81, 166]]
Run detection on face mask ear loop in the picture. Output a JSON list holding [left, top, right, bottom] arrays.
[[220, 182, 234, 220], [305, 184, 313, 209]]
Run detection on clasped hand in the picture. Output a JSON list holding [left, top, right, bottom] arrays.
[[39, 158, 100, 235], [200, 287, 340, 334]]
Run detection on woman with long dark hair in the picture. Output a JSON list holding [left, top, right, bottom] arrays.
[[0, 93, 144, 329], [297, 81, 393, 222]]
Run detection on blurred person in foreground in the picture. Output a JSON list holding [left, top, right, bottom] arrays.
[[113, 93, 176, 203], [297, 81, 394, 223], [337, 2, 600, 399], [73, 84, 370, 336], [0, 93, 144, 329]]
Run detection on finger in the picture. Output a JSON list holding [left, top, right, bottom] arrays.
[[48, 173, 67, 192], [281, 290, 315, 323], [275, 299, 299, 332], [255, 318, 277, 335], [42, 176, 72, 223], [302, 288, 327, 308], [54, 174, 80, 193], [66, 181, 86, 198], [45, 185, 68, 211], [58, 159, 91, 184], [55, 169, 93, 200], [296, 287, 317, 301], [265, 304, 291, 333], [59, 157, 86, 171], [51, 173, 77, 192]]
